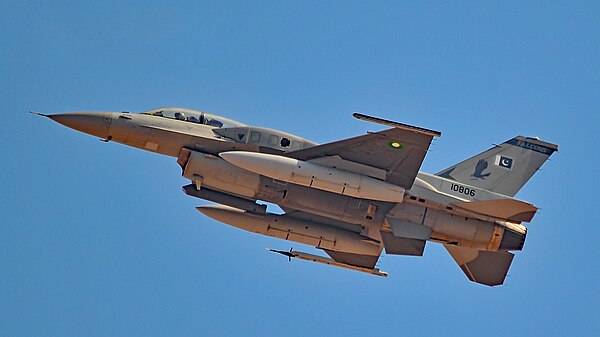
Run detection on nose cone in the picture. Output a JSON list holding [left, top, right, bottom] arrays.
[[48, 112, 112, 139]]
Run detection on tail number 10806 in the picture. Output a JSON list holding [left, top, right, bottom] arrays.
[[450, 183, 476, 197]]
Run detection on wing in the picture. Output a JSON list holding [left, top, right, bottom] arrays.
[[286, 113, 441, 190]]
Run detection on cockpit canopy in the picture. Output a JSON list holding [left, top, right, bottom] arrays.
[[140, 107, 247, 129]]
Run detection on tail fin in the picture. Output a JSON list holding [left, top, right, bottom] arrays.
[[437, 136, 558, 197]]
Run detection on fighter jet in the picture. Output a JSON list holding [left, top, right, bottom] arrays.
[[33, 107, 558, 286]]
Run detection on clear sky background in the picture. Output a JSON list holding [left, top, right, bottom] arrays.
[[1, 1, 599, 336]]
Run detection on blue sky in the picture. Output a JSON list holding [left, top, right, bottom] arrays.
[[1, 1, 599, 336]]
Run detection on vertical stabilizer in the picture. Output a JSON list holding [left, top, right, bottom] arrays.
[[436, 136, 558, 197]]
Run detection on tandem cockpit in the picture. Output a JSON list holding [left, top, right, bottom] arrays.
[[140, 107, 247, 129], [140, 107, 316, 151]]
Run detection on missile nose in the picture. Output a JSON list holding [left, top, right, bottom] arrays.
[[48, 112, 112, 139]]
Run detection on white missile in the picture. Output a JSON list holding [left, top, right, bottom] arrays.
[[196, 205, 382, 257], [219, 151, 405, 203]]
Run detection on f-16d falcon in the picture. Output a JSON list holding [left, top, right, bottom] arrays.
[[33, 107, 558, 286]]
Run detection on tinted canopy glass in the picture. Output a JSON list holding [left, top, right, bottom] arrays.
[[140, 107, 246, 128]]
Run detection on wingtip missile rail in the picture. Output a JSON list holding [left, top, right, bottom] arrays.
[[352, 112, 442, 137]]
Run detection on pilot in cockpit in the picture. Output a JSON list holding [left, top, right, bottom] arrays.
[[174, 112, 185, 120]]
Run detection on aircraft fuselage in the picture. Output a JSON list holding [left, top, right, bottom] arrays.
[[38, 107, 555, 286]]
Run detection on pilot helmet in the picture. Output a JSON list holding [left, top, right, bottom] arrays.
[[174, 112, 185, 120]]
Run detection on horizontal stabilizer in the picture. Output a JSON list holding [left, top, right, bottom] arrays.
[[452, 199, 538, 223], [445, 245, 514, 286]]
